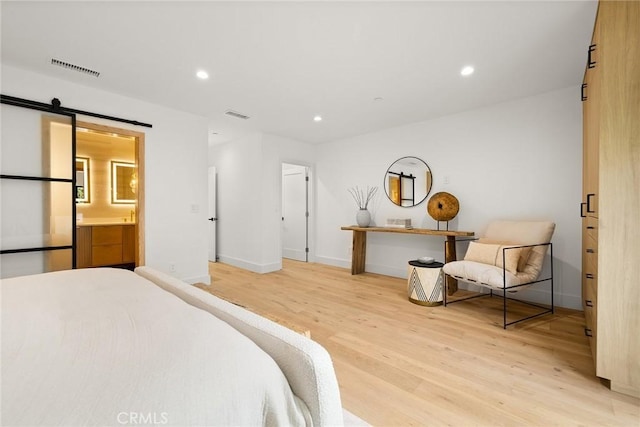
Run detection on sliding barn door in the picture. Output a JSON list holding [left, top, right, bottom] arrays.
[[1, 97, 76, 279]]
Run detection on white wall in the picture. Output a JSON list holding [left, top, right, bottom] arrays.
[[262, 134, 316, 265], [315, 87, 583, 309], [209, 132, 316, 272], [208, 86, 582, 309], [1, 64, 211, 284], [209, 132, 266, 271]]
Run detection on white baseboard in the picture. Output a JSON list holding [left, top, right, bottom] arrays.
[[364, 264, 406, 278], [218, 255, 281, 274], [184, 275, 211, 285], [314, 255, 350, 269], [282, 248, 307, 262]]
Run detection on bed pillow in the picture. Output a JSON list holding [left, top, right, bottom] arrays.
[[478, 237, 532, 272], [463, 241, 522, 275]]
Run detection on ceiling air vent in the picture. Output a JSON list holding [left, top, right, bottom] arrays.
[[51, 58, 101, 78], [224, 109, 250, 120]]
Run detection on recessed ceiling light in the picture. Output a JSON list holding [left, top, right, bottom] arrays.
[[313, 115, 322, 122], [196, 70, 209, 80], [460, 66, 474, 76]]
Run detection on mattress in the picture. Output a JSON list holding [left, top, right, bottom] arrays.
[[1, 268, 313, 426]]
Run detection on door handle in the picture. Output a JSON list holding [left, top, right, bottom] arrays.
[[586, 194, 595, 213], [580, 202, 586, 218], [208, 217, 217, 222], [588, 44, 597, 68]]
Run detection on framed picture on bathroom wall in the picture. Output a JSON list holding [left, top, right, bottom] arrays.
[[111, 161, 137, 204], [76, 157, 90, 203]]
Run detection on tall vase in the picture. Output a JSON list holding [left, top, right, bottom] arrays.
[[356, 208, 371, 227]]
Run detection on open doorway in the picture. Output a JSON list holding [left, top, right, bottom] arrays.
[[75, 121, 145, 268], [281, 163, 309, 262], [208, 166, 217, 263]]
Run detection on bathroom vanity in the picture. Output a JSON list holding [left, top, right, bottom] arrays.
[[76, 222, 136, 268]]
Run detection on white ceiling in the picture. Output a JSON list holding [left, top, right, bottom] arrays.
[[1, 1, 597, 145]]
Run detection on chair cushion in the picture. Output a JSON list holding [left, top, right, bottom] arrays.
[[443, 220, 555, 291], [484, 220, 555, 277], [477, 237, 532, 272], [442, 260, 538, 290], [463, 241, 521, 275], [484, 220, 555, 245]]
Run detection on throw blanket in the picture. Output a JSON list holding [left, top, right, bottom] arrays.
[[1, 268, 311, 426]]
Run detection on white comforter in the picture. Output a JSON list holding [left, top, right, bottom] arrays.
[[1, 268, 311, 426]]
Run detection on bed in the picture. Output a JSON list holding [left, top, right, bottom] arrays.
[[1, 267, 343, 426]]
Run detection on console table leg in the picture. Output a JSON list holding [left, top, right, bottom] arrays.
[[445, 235, 458, 294], [351, 230, 366, 274]]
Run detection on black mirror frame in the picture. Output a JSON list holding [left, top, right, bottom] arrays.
[[384, 156, 433, 207]]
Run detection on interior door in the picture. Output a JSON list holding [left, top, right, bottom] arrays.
[[282, 164, 307, 262], [1, 96, 76, 278], [208, 166, 217, 262]]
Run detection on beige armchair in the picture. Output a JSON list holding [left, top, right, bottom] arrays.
[[442, 220, 555, 328]]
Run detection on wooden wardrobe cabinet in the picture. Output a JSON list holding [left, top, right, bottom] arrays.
[[581, 1, 639, 398]]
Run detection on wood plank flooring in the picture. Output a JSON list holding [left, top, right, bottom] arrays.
[[195, 260, 639, 426]]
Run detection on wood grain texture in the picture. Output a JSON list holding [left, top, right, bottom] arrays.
[[351, 230, 366, 274], [198, 260, 640, 426], [427, 191, 460, 222], [91, 244, 122, 266], [75, 226, 92, 269], [341, 226, 474, 237], [581, 0, 640, 398], [91, 225, 122, 246], [122, 224, 136, 263], [594, 0, 640, 398], [444, 235, 458, 294]]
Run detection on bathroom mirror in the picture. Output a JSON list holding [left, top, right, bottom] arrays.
[[111, 161, 137, 204], [75, 157, 90, 203], [384, 156, 432, 207]]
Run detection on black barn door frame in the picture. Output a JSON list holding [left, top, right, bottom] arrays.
[[1, 95, 151, 270], [0, 96, 78, 267]]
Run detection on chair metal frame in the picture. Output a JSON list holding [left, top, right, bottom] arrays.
[[443, 242, 554, 329]]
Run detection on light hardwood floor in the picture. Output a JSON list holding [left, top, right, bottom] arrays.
[[196, 260, 639, 426]]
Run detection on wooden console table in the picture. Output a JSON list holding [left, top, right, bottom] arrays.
[[341, 226, 474, 294]]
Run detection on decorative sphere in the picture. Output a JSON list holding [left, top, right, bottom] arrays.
[[427, 192, 459, 221]]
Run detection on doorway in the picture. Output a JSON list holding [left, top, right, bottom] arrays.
[[208, 166, 217, 263], [75, 121, 145, 268], [281, 163, 309, 262]]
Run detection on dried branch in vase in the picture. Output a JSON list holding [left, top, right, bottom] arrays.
[[348, 186, 378, 209]]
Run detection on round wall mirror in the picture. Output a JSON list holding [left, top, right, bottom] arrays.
[[384, 156, 433, 207]]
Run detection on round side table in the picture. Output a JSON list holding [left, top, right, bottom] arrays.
[[407, 260, 444, 306]]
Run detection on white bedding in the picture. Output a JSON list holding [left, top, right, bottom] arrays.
[[1, 268, 314, 426]]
